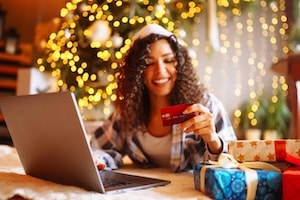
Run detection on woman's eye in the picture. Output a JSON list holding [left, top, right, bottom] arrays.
[[145, 61, 154, 67], [145, 58, 153, 66], [165, 58, 176, 63]]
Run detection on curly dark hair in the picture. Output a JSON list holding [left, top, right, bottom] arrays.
[[115, 33, 207, 135]]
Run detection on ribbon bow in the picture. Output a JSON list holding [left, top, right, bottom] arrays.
[[200, 153, 280, 200]]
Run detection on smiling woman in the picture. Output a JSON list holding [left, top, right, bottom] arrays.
[[90, 23, 237, 173]]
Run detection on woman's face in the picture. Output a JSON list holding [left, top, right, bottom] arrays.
[[144, 39, 177, 98]]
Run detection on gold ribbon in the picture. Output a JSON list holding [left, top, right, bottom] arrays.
[[200, 153, 281, 200]]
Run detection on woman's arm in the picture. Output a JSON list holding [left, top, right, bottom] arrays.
[[90, 114, 125, 169], [178, 93, 237, 157]]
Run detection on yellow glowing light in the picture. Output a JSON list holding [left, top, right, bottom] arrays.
[[90, 74, 97, 81], [250, 119, 257, 127], [102, 5, 109, 11], [176, 2, 183, 9], [97, 50, 111, 61], [145, 16, 152, 22], [95, 9, 103, 18], [232, 8, 241, 16], [115, 51, 122, 59], [121, 17, 128, 23], [77, 68, 84, 74], [82, 11, 89, 17], [248, 112, 254, 120], [279, 28, 286, 35], [248, 79, 255, 86], [39, 66, 45, 72], [181, 12, 188, 19], [49, 33, 57, 40], [107, 15, 114, 21], [138, 17, 145, 23], [113, 21, 120, 27], [57, 80, 64, 87], [249, 92, 256, 99], [107, 74, 114, 82], [50, 62, 56, 69], [91, 41, 101, 48], [36, 58, 43, 65], [110, 94, 117, 101], [270, 37, 277, 44], [60, 8, 68, 17], [220, 47, 227, 54], [116, 0, 122, 6], [234, 89, 241, 96], [88, 88, 95, 94], [82, 73, 89, 81], [62, 59, 68, 65], [129, 18, 137, 24], [248, 58, 254, 65], [89, 15, 95, 21], [105, 41, 113, 48], [234, 109, 241, 117], [247, 26, 253, 33], [111, 62, 118, 69]]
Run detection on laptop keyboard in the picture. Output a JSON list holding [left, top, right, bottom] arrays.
[[101, 177, 133, 188]]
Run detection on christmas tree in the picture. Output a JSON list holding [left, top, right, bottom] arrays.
[[36, 0, 257, 119]]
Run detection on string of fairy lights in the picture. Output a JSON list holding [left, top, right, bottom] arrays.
[[36, 0, 291, 124], [187, 0, 289, 134], [205, 0, 289, 131]]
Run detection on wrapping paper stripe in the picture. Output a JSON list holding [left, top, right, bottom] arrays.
[[285, 153, 300, 165], [275, 140, 287, 160]]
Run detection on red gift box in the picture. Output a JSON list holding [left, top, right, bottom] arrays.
[[282, 167, 300, 200]]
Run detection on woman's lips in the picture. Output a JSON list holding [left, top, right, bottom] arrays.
[[152, 78, 170, 85]]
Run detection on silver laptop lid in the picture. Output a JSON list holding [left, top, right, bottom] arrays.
[[0, 92, 104, 192]]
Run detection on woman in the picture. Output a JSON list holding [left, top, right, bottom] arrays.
[[91, 24, 236, 172]]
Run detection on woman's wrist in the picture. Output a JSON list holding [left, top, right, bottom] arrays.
[[206, 133, 223, 154]]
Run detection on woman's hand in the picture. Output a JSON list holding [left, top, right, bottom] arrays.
[[92, 154, 106, 171], [177, 103, 223, 154]]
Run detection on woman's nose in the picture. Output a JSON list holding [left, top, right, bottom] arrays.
[[155, 60, 167, 74]]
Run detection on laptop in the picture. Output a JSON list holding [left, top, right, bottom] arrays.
[[0, 92, 170, 193]]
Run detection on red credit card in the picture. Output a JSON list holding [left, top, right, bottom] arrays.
[[161, 104, 195, 126]]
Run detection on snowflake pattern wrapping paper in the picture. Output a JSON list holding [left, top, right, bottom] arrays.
[[193, 164, 282, 200], [228, 139, 300, 162]]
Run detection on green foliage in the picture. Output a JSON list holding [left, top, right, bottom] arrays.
[[263, 88, 291, 138], [239, 98, 267, 130], [238, 87, 291, 138]]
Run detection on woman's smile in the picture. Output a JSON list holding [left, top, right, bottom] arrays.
[[144, 39, 177, 97], [152, 77, 170, 85]]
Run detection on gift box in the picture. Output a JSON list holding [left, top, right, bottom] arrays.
[[228, 139, 300, 162], [193, 163, 282, 200], [282, 167, 300, 200]]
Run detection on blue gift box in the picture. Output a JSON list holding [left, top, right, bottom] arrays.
[[193, 164, 282, 200]]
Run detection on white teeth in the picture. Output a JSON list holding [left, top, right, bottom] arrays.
[[153, 78, 169, 84]]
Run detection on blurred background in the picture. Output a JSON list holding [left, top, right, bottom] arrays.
[[0, 0, 298, 142]]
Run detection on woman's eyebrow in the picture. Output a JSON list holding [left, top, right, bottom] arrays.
[[147, 52, 175, 59], [162, 52, 175, 57]]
